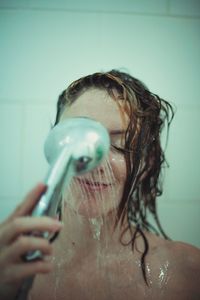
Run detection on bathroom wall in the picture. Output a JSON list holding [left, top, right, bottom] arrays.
[[0, 0, 199, 247]]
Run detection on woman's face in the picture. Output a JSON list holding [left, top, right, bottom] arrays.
[[60, 88, 129, 219]]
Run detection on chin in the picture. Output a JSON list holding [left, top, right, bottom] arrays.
[[64, 191, 120, 220], [76, 200, 105, 219]]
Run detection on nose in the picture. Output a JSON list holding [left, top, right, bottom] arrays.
[[109, 150, 124, 165], [108, 150, 126, 182]]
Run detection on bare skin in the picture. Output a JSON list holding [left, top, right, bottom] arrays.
[[0, 184, 63, 300], [30, 208, 200, 300], [1, 88, 200, 299], [2, 186, 199, 300], [30, 88, 200, 300]]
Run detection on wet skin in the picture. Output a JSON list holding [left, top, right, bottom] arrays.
[[30, 89, 200, 300], [30, 231, 200, 300]]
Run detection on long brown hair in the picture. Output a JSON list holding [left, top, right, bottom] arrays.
[[54, 70, 174, 283]]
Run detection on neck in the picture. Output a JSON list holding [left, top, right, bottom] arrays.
[[54, 205, 128, 263]]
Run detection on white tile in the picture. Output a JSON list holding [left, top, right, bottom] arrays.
[[169, 0, 200, 17], [156, 202, 200, 248], [0, 0, 168, 14], [21, 104, 55, 195], [166, 108, 200, 203], [100, 14, 200, 109], [0, 10, 200, 109], [0, 9, 103, 103], [0, 196, 20, 222], [0, 104, 23, 197]]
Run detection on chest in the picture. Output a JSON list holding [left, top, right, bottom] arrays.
[[30, 257, 149, 300]]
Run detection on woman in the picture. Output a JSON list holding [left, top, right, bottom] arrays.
[[0, 70, 200, 300]]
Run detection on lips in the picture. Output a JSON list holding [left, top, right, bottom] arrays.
[[76, 178, 112, 191]]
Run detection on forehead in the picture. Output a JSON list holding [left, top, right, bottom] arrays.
[[60, 88, 128, 131]]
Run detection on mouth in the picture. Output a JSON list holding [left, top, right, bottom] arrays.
[[76, 178, 112, 191]]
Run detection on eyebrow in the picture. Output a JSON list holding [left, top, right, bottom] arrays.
[[109, 129, 125, 135]]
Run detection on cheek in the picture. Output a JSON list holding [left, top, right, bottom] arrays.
[[109, 151, 126, 184]]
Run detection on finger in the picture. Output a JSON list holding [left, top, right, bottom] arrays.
[[7, 183, 47, 221], [3, 236, 53, 263], [0, 217, 63, 245], [3, 259, 53, 284]]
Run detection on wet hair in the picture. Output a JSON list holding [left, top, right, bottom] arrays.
[[54, 70, 174, 284]]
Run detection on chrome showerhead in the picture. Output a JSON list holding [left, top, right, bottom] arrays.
[[31, 117, 110, 220], [18, 118, 110, 299], [44, 117, 110, 175], [24, 117, 110, 262]]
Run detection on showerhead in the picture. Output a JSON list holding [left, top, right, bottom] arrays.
[[31, 117, 110, 220], [19, 118, 110, 298], [44, 117, 110, 175], [24, 117, 110, 261]]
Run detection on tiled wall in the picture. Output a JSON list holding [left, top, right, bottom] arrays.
[[0, 0, 199, 247]]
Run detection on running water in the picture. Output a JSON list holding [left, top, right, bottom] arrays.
[[41, 156, 121, 300], [61, 156, 117, 241], [88, 218, 103, 240]]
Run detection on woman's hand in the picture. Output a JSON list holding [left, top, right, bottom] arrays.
[[0, 183, 63, 300]]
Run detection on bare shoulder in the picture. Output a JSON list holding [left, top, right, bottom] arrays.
[[167, 240, 200, 299], [165, 239, 200, 273], [146, 234, 200, 299], [169, 240, 200, 262], [147, 231, 200, 265]]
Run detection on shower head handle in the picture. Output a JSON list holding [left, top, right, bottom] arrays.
[[25, 117, 110, 261]]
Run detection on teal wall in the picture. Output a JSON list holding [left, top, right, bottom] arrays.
[[0, 0, 199, 247]]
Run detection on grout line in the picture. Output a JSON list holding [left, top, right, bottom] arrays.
[[1, 99, 200, 110], [166, 0, 171, 15], [157, 200, 200, 205], [0, 6, 200, 20], [19, 102, 26, 197], [0, 98, 56, 105]]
